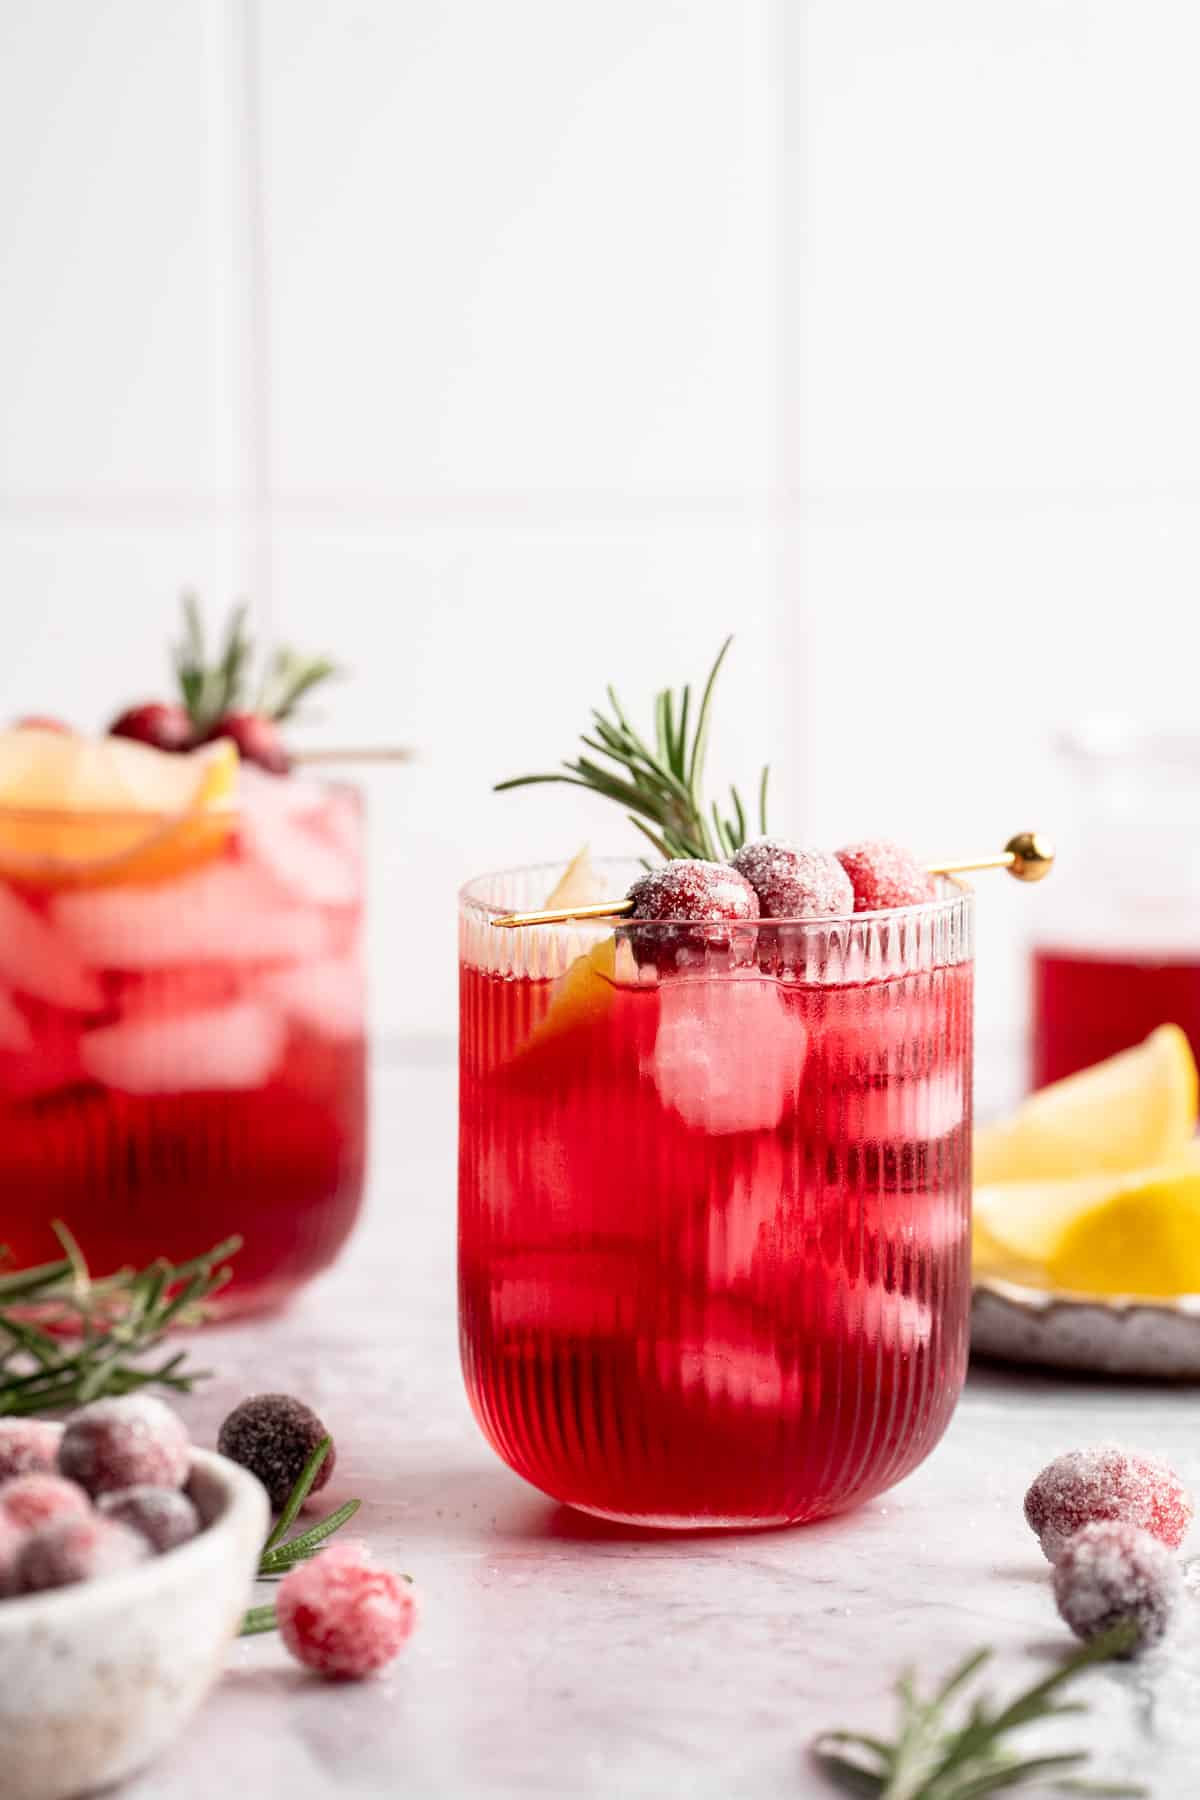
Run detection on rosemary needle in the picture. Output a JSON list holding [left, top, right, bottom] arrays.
[[813, 1623, 1146, 1799], [495, 636, 769, 863], [239, 1436, 363, 1636], [0, 1227, 240, 1417]]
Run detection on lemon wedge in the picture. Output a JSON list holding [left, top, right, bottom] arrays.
[[526, 936, 618, 1048], [974, 1024, 1198, 1184], [0, 731, 238, 887], [975, 1159, 1200, 1297], [543, 844, 608, 913]]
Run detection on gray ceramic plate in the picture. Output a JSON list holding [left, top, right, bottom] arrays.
[[972, 1277, 1200, 1379]]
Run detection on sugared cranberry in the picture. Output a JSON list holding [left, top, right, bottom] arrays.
[[731, 838, 853, 918], [98, 1486, 200, 1554], [218, 1393, 334, 1510], [0, 1512, 26, 1598], [276, 1542, 417, 1679], [109, 702, 195, 752], [206, 711, 291, 775], [836, 840, 935, 912], [0, 1421, 61, 1483], [1053, 1521, 1182, 1656], [623, 859, 759, 972], [0, 1473, 91, 1531], [58, 1396, 190, 1497], [1024, 1447, 1193, 1564], [17, 1514, 148, 1593]]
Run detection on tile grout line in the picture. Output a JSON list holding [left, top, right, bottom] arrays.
[[765, 0, 811, 837], [228, 0, 274, 640]]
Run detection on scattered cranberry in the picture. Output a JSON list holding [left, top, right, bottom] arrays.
[[0, 1513, 28, 1599], [0, 1473, 91, 1532], [217, 1393, 334, 1510], [109, 702, 195, 753], [98, 1486, 200, 1554], [0, 1420, 61, 1483], [731, 838, 854, 919], [1053, 1521, 1182, 1656], [624, 859, 759, 972], [276, 1542, 417, 1679], [835, 840, 935, 912], [206, 711, 291, 775], [1024, 1447, 1193, 1564], [58, 1396, 190, 1497], [17, 1514, 149, 1594]]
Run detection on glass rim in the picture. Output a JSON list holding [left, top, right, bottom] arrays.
[[458, 857, 973, 931], [0, 776, 360, 827]]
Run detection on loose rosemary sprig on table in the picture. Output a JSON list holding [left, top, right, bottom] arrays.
[[0, 1225, 240, 1417], [239, 1436, 364, 1636], [813, 1622, 1145, 1799], [495, 635, 770, 862]]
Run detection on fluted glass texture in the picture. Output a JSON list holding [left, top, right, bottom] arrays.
[[459, 862, 973, 1527]]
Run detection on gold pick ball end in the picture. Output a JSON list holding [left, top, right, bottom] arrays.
[[1004, 831, 1055, 882]]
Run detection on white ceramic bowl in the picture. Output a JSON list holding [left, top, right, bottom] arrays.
[[0, 1447, 270, 1800]]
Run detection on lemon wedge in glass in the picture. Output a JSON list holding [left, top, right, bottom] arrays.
[[0, 730, 238, 887]]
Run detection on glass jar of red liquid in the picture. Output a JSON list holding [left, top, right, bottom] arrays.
[[0, 770, 367, 1313], [459, 861, 974, 1528], [1031, 723, 1200, 1087]]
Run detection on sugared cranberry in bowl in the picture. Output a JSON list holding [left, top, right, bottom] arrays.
[[109, 702, 196, 753], [0, 1403, 269, 1800], [623, 858, 759, 972]]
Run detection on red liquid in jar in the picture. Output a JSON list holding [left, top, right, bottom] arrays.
[[1031, 946, 1200, 1088], [459, 951, 973, 1527], [0, 783, 366, 1314]]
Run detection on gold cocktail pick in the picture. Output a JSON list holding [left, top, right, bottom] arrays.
[[490, 830, 1055, 928], [291, 746, 417, 766]]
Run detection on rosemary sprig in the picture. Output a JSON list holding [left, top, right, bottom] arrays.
[[813, 1623, 1145, 1799], [0, 1227, 240, 1417], [238, 1435, 364, 1636], [495, 635, 769, 862], [172, 595, 340, 733]]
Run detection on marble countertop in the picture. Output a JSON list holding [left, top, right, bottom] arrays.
[[131, 1048, 1200, 1800]]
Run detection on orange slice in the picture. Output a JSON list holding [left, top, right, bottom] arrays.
[[0, 731, 238, 888]]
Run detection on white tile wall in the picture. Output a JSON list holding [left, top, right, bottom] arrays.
[[2, 0, 1199, 1059]]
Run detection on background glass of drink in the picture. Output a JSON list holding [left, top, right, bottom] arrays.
[[459, 861, 974, 1529], [1031, 723, 1200, 1087], [0, 772, 367, 1313]]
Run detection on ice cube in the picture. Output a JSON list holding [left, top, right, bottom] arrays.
[[243, 801, 359, 908], [237, 764, 328, 822], [261, 955, 364, 1041], [661, 1329, 790, 1411], [846, 1071, 967, 1142], [80, 1001, 285, 1094], [51, 863, 329, 968], [840, 1287, 933, 1349], [486, 1249, 648, 1338], [650, 975, 808, 1136], [0, 886, 103, 1011], [705, 1140, 788, 1281], [0, 987, 32, 1053]]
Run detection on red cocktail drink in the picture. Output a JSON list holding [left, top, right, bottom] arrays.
[[1032, 947, 1200, 1087], [459, 862, 973, 1528], [0, 767, 366, 1313]]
